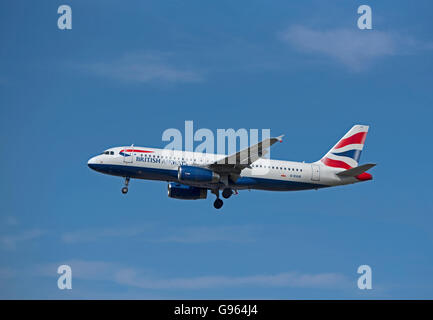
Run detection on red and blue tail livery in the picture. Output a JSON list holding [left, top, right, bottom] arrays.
[[320, 125, 369, 170], [88, 125, 376, 210]]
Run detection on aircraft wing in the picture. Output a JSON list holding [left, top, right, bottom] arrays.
[[207, 135, 284, 175]]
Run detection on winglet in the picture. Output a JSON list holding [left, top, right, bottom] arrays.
[[276, 135, 284, 143]]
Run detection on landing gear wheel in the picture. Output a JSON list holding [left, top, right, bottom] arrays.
[[213, 198, 223, 209], [222, 188, 232, 199], [121, 177, 130, 194]]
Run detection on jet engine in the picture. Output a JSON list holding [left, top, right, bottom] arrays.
[[178, 166, 220, 183], [167, 182, 207, 200]]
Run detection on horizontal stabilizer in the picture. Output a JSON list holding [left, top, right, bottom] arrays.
[[336, 163, 376, 177]]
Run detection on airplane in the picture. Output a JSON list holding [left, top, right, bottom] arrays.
[[87, 125, 375, 209]]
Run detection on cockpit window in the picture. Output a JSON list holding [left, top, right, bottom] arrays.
[[101, 150, 115, 155]]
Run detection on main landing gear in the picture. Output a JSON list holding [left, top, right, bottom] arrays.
[[214, 198, 223, 209], [211, 189, 224, 209], [222, 188, 233, 199], [121, 177, 130, 194], [211, 188, 236, 209]]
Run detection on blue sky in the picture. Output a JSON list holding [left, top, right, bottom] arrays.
[[1, 0, 432, 299]]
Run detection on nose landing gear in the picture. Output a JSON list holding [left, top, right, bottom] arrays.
[[121, 177, 130, 194]]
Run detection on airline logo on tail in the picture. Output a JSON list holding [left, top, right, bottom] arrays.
[[321, 125, 369, 170]]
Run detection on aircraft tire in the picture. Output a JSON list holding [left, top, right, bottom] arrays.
[[213, 198, 223, 209]]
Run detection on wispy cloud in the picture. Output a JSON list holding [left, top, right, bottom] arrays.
[[280, 26, 398, 71], [61, 226, 149, 244], [0, 267, 16, 280], [155, 226, 256, 244], [37, 260, 351, 290], [81, 52, 203, 84], [115, 269, 350, 290], [3, 216, 18, 226], [36, 260, 121, 281], [0, 229, 44, 250], [61, 225, 256, 244]]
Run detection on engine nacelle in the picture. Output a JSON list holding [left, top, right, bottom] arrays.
[[178, 166, 220, 183], [167, 182, 207, 200]]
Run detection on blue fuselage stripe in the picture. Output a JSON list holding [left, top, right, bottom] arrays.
[[88, 164, 326, 191]]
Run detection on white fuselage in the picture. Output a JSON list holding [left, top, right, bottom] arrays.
[[87, 146, 362, 192]]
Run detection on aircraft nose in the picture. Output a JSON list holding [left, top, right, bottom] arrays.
[[87, 156, 98, 170]]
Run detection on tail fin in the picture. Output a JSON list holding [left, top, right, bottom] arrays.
[[319, 125, 369, 169]]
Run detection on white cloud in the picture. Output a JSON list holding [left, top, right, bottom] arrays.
[[36, 260, 121, 281], [114, 269, 350, 290], [61, 225, 256, 244], [0, 267, 16, 280], [37, 260, 350, 290], [280, 26, 397, 71], [82, 52, 203, 84], [0, 229, 44, 250], [4, 216, 18, 226], [61, 226, 149, 244], [155, 226, 256, 244]]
